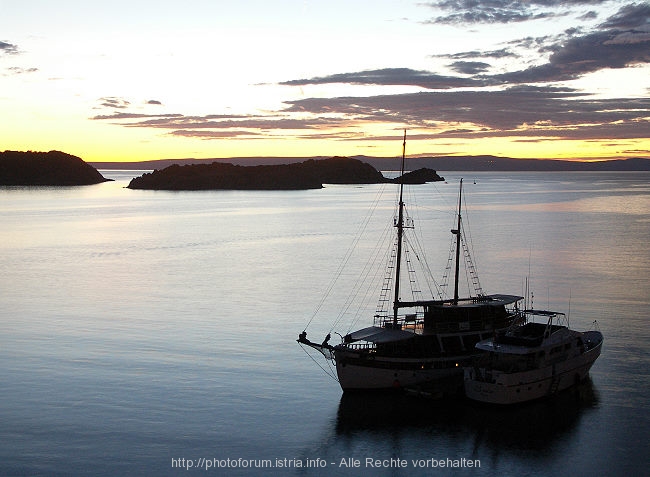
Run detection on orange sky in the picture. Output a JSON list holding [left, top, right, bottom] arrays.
[[1, 1, 648, 162]]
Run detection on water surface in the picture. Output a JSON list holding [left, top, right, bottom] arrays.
[[1, 171, 648, 476]]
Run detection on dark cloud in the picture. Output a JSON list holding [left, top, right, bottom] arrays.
[[169, 130, 262, 139], [91, 112, 184, 120], [92, 111, 345, 139], [448, 61, 491, 74], [492, 28, 650, 84], [577, 10, 599, 21], [283, 5, 649, 89], [146, 99, 162, 105], [598, 2, 650, 29], [0, 41, 19, 55], [98, 97, 131, 109], [434, 48, 517, 60], [282, 86, 650, 141], [91, 85, 649, 143], [506, 34, 558, 53], [278, 25, 648, 88], [423, 0, 609, 25], [280, 67, 480, 89], [121, 115, 333, 130]]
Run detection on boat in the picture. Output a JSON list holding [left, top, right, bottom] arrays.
[[463, 310, 603, 404], [297, 131, 525, 394]]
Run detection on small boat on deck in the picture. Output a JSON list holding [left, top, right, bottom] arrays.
[[463, 310, 603, 404]]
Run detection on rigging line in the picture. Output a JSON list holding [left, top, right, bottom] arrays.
[[403, 233, 444, 299], [404, 244, 423, 302], [404, 207, 444, 294], [325, 204, 393, 332], [463, 249, 472, 298], [461, 187, 481, 284], [439, 228, 457, 300], [348, 230, 395, 332], [457, 185, 483, 297], [430, 180, 455, 212], [304, 182, 389, 331], [464, 224, 483, 295], [298, 344, 339, 382], [332, 219, 394, 334]]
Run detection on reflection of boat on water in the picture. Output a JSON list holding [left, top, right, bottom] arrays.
[[464, 310, 603, 404], [335, 379, 599, 447], [298, 131, 523, 393]]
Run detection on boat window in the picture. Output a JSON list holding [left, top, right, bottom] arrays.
[[441, 336, 464, 354]]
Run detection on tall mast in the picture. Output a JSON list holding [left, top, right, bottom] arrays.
[[393, 130, 407, 327], [452, 178, 463, 305]]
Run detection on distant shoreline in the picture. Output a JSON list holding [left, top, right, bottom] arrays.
[[92, 155, 650, 172]]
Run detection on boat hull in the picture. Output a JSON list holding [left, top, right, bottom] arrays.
[[334, 349, 467, 392], [464, 334, 602, 404]]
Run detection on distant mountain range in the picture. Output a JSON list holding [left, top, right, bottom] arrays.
[[92, 155, 650, 171]]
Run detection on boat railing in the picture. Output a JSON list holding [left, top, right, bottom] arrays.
[[344, 342, 375, 351], [373, 312, 424, 330]]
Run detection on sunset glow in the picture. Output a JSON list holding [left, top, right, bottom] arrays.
[[1, 1, 649, 162]]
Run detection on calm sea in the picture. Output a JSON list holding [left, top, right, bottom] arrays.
[[1, 170, 648, 476]]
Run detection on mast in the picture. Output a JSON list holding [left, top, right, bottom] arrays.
[[392, 129, 407, 327], [452, 178, 463, 305]]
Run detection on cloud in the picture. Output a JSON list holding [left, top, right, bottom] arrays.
[[90, 112, 184, 120], [169, 130, 262, 139], [89, 3, 649, 148], [577, 11, 599, 22], [119, 115, 334, 131], [97, 97, 131, 109], [4, 66, 38, 75], [423, 0, 609, 25], [448, 61, 491, 74], [434, 48, 518, 60], [0, 41, 19, 55], [280, 67, 480, 89], [283, 5, 649, 89], [90, 85, 650, 143], [598, 2, 650, 29], [282, 86, 650, 141], [492, 28, 650, 84], [91, 109, 350, 140]]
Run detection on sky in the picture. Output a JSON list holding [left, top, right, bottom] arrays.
[[1, 0, 649, 162]]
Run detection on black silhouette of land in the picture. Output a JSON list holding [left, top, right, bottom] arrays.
[[127, 157, 443, 190], [1, 151, 109, 186], [1, 151, 443, 190], [4, 150, 648, 190]]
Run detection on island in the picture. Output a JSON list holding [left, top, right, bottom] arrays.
[[394, 167, 443, 184], [0, 150, 109, 186], [127, 157, 443, 190]]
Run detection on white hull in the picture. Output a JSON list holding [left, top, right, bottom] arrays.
[[464, 338, 602, 404], [335, 350, 465, 391]]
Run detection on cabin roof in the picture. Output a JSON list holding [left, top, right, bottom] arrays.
[[345, 326, 415, 344], [400, 294, 523, 309]]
